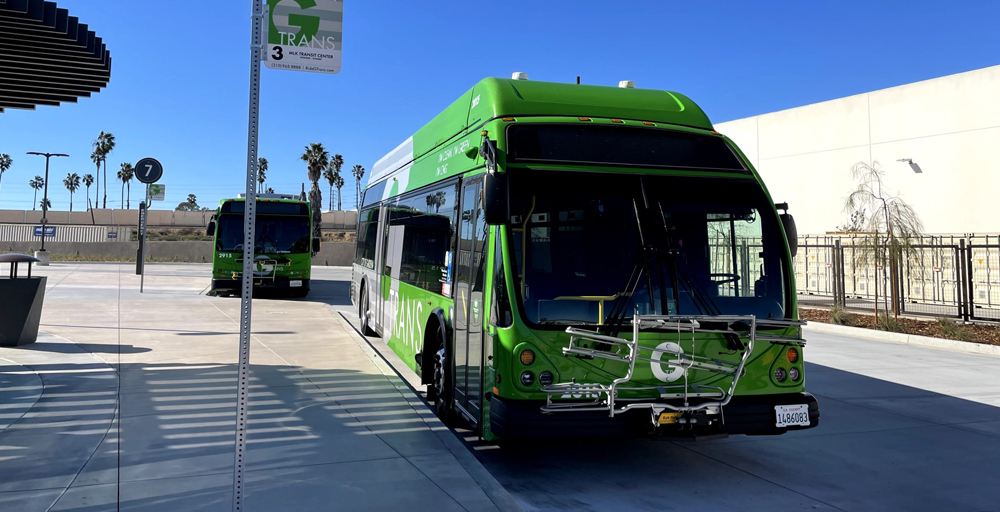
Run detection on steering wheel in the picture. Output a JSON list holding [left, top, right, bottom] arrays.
[[710, 273, 741, 284]]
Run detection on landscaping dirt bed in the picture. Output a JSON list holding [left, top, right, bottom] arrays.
[[800, 307, 1000, 346]]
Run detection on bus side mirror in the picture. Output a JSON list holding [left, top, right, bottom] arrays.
[[780, 212, 798, 257], [483, 172, 509, 225], [206, 221, 216, 237], [312, 238, 321, 253]]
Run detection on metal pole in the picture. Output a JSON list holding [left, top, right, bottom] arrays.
[[140, 185, 150, 293], [234, 1, 262, 510], [41, 156, 49, 252]]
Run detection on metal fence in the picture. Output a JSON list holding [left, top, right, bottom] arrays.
[[0, 223, 132, 243], [796, 234, 1000, 321]]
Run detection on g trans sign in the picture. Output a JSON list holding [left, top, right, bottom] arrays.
[[263, 0, 343, 74]]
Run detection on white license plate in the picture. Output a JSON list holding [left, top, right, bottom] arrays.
[[289, 280, 302, 288], [775, 404, 810, 427]]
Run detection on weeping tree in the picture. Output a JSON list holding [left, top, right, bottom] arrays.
[[301, 143, 329, 250], [844, 161, 923, 322]]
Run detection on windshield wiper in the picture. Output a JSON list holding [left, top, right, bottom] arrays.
[[537, 319, 599, 326]]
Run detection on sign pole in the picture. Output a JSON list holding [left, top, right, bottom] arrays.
[[233, 1, 262, 510], [140, 184, 149, 292]]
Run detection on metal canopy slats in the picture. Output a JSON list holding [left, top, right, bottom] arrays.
[[0, 0, 111, 112]]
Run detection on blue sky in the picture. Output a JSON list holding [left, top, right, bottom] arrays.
[[2, 0, 999, 212]]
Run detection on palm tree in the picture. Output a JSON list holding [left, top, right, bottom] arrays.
[[29, 176, 44, 210], [0, 153, 11, 200], [330, 154, 344, 209], [90, 149, 101, 208], [322, 166, 338, 211], [351, 164, 365, 210], [300, 143, 329, 242], [82, 174, 94, 210], [40, 198, 51, 210], [118, 163, 134, 208], [63, 173, 81, 212], [334, 174, 345, 211], [93, 131, 115, 208], [258, 157, 268, 193], [264, 187, 275, 194]]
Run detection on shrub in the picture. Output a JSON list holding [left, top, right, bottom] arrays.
[[830, 305, 851, 326], [937, 318, 972, 341], [876, 313, 906, 333]]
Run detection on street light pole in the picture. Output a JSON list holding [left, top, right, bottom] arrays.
[[26, 152, 69, 255]]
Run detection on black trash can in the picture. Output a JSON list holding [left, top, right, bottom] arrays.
[[0, 254, 46, 347]]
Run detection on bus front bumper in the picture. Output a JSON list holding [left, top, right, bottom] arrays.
[[489, 392, 819, 439], [211, 277, 310, 294]]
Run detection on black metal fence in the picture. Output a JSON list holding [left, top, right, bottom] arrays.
[[796, 235, 1000, 322]]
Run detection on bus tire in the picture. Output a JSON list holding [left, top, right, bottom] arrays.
[[359, 286, 376, 337], [432, 336, 456, 425]]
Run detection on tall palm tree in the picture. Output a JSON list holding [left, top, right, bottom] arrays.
[[90, 149, 101, 208], [82, 174, 94, 209], [118, 163, 134, 208], [334, 174, 345, 211], [0, 153, 11, 200], [63, 173, 81, 212], [351, 164, 365, 210], [29, 176, 44, 209], [300, 143, 329, 242], [40, 198, 51, 210], [123, 163, 134, 208], [258, 157, 268, 193], [322, 166, 338, 211], [93, 131, 115, 208], [330, 154, 344, 209]]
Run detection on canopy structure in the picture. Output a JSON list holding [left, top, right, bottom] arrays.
[[0, 0, 112, 113]]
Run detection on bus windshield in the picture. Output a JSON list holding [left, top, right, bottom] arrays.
[[508, 171, 788, 326], [216, 214, 310, 254]]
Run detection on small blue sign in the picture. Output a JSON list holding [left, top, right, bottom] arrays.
[[107, 232, 118, 239], [33, 226, 56, 237]]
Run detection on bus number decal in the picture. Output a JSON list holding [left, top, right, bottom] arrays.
[[651, 342, 685, 382]]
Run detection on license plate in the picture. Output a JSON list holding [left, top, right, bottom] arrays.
[[289, 280, 302, 288], [775, 404, 810, 427], [657, 412, 682, 425]]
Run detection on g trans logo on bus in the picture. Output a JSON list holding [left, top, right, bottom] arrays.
[[263, 0, 343, 75]]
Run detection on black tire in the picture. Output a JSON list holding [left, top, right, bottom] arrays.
[[359, 287, 377, 336], [431, 328, 456, 425]]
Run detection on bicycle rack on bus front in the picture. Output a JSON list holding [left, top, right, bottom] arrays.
[[540, 314, 806, 427]]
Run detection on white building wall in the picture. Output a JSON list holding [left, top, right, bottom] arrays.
[[715, 64, 1000, 235]]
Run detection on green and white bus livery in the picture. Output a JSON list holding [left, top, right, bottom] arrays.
[[208, 194, 320, 297], [352, 75, 819, 439]]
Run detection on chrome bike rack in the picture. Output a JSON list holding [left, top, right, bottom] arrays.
[[540, 315, 806, 427]]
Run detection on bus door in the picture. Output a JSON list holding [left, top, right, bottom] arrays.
[[371, 204, 389, 333], [453, 179, 487, 423]]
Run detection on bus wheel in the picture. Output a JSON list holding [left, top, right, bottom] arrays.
[[433, 345, 456, 425], [359, 287, 376, 336]]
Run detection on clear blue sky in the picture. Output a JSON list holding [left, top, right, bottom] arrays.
[[2, 0, 999, 212]]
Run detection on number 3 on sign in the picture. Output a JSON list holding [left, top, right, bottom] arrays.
[[271, 46, 283, 61]]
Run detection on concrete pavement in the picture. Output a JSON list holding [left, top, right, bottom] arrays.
[[0, 263, 518, 511]]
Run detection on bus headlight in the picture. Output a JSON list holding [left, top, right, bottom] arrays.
[[520, 371, 534, 386], [788, 367, 800, 381], [774, 367, 787, 382], [538, 371, 553, 386]]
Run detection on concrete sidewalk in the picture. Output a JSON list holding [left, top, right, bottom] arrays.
[[0, 263, 519, 511]]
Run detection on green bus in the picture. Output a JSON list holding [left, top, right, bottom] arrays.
[[208, 194, 320, 297], [352, 75, 818, 439]]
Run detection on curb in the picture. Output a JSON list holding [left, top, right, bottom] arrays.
[[804, 322, 1000, 357], [332, 310, 524, 512]]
